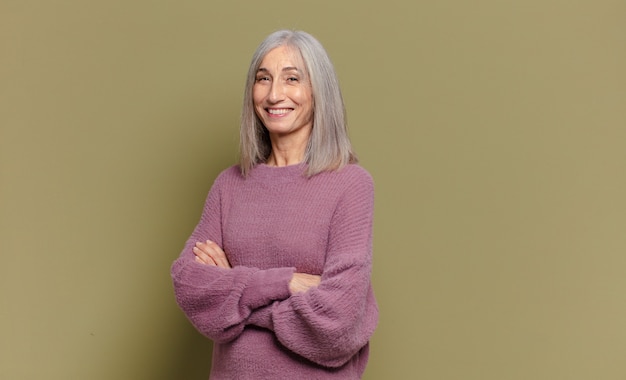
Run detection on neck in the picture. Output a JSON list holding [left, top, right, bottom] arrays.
[[267, 132, 310, 167], [266, 149, 305, 167]]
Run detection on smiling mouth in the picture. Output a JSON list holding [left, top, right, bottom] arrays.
[[267, 108, 293, 115]]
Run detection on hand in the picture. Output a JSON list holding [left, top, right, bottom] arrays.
[[193, 240, 231, 269], [289, 273, 321, 294]]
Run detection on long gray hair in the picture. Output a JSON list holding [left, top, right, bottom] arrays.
[[239, 30, 357, 177]]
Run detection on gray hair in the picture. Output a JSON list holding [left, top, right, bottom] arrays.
[[239, 30, 357, 177]]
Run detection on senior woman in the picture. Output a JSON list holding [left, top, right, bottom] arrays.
[[171, 30, 378, 379]]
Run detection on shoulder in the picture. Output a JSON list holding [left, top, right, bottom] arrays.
[[323, 164, 374, 188], [339, 164, 373, 183], [325, 165, 375, 216], [311, 164, 374, 198], [207, 165, 244, 193], [214, 165, 244, 183]]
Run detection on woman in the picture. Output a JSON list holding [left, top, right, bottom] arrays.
[[171, 30, 378, 379]]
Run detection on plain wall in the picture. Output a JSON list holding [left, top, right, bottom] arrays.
[[1, 0, 625, 379]]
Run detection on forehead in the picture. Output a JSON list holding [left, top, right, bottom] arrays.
[[259, 45, 305, 70]]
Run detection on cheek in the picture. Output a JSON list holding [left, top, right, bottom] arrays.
[[252, 86, 265, 106], [301, 93, 314, 117], [295, 88, 313, 109]]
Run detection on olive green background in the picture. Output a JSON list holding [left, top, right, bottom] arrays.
[[2, 0, 625, 379]]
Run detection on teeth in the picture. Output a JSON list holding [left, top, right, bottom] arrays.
[[268, 108, 291, 115]]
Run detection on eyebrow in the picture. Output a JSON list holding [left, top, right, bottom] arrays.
[[256, 67, 301, 73]]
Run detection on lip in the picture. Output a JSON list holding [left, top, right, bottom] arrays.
[[265, 107, 294, 117]]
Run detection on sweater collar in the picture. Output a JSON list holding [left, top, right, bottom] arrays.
[[249, 163, 308, 184]]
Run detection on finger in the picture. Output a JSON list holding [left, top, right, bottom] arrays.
[[194, 241, 215, 257], [203, 240, 231, 269], [195, 241, 227, 267], [193, 246, 216, 265], [193, 247, 209, 264]]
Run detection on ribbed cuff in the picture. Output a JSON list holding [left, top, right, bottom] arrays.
[[240, 267, 294, 310], [248, 305, 274, 330]]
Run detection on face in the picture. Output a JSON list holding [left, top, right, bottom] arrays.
[[253, 45, 314, 140]]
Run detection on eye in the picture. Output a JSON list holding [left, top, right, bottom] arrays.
[[256, 76, 270, 82], [287, 77, 299, 82]]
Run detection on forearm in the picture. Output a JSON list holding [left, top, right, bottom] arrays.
[[247, 259, 378, 367], [171, 251, 295, 342]]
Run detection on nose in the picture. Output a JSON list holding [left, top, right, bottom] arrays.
[[268, 81, 285, 103]]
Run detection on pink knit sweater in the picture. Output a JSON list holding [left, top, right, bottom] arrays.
[[171, 163, 378, 379]]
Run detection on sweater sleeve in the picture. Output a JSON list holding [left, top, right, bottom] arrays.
[[171, 173, 296, 343], [247, 170, 379, 368]]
